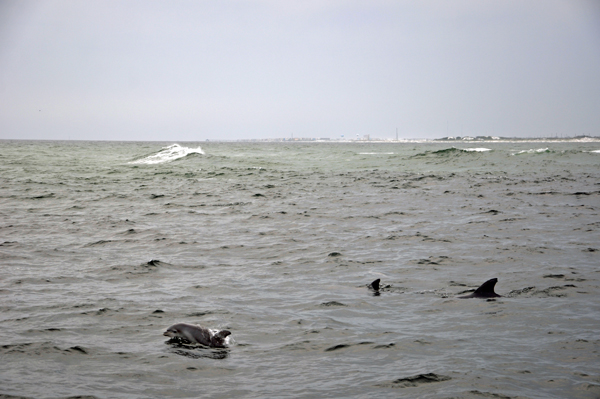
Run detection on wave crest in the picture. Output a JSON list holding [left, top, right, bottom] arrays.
[[512, 148, 550, 155], [413, 147, 492, 157], [129, 144, 205, 164]]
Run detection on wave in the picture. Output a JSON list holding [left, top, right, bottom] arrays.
[[434, 147, 492, 154], [413, 147, 492, 157], [460, 148, 492, 152], [512, 148, 550, 155], [129, 144, 205, 164]]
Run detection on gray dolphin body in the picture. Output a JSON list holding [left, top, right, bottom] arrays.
[[459, 278, 501, 298], [163, 323, 231, 348]]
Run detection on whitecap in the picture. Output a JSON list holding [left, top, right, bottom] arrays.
[[512, 148, 549, 155], [461, 148, 492, 152], [129, 144, 205, 164]]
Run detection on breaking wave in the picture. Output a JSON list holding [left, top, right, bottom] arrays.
[[512, 148, 550, 155], [460, 147, 492, 152], [129, 144, 205, 164], [413, 147, 492, 157]]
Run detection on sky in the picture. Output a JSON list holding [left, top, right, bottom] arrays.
[[0, 0, 599, 141]]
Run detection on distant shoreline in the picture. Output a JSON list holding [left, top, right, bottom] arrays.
[[233, 135, 600, 143], [2, 135, 599, 144]]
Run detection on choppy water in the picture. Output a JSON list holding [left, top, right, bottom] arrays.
[[1, 140, 599, 399]]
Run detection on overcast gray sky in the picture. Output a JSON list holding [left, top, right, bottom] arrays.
[[1, 0, 599, 141]]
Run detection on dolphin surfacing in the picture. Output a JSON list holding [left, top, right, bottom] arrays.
[[458, 278, 501, 299], [163, 323, 231, 348]]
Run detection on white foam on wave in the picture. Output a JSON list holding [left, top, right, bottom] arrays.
[[512, 148, 549, 155], [358, 152, 395, 155], [589, 150, 600, 153], [129, 144, 205, 164], [461, 148, 492, 152]]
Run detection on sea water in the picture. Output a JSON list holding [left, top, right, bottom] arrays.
[[1, 140, 599, 399]]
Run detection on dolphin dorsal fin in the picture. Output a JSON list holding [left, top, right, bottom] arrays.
[[215, 330, 231, 339], [370, 278, 380, 291], [459, 278, 501, 298], [473, 278, 500, 297]]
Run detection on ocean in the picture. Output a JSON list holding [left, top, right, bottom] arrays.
[[1, 139, 599, 399]]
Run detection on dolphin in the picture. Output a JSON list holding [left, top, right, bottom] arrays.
[[163, 323, 231, 348], [458, 278, 501, 298]]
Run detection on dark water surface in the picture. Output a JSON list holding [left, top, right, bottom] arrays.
[[1, 140, 599, 398]]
